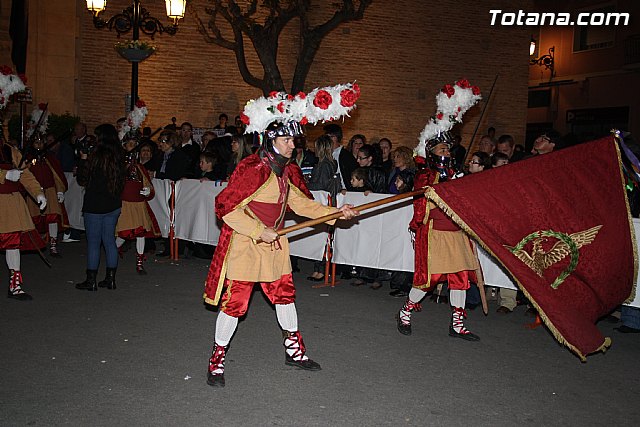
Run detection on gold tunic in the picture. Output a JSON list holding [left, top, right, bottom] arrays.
[[223, 173, 335, 282], [423, 199, 479, 273], [0, 147, 44, 234]]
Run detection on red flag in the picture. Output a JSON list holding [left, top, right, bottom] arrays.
[[427, 136, 636, 360]]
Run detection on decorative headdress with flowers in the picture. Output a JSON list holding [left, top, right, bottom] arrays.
[[0, 65, 26, 110], [414, 79, 481, 158], [26, 103, 49, 139], [119, 99, 148, 141], [240, 82, 361, 136]]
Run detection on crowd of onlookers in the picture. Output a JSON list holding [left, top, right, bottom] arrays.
[[15, 113, 639, 332]]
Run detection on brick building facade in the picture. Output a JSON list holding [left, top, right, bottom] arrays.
[[1, 0, 531, 153]]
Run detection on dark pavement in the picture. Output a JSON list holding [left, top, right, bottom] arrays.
[[2, 241, 639, 426]]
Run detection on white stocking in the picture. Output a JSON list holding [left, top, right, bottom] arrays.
[[116, 237, 125, 248], [276, 303, 298, 332], [6, 249, 20, 271], [449, 289, 466, 309], [408, 287, 427, 304], [136, 237, 145, 255], [215, 311, 239, 347], [48, 223, 58, 239]]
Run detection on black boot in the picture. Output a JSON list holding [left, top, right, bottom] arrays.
[[75, 269, 98, 291], [98, 268, 117, 290]]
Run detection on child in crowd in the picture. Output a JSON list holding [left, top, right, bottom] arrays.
[[389, 169, 416, 297], [199, 152, 226, 182], [349, 168, 368, 194], [394, 169, 415, 194]]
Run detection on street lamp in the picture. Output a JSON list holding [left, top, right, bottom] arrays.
[[85, 0, 186, 110], [529, 37, 555, 77]]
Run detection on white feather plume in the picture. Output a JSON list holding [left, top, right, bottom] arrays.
[[415, 80, 482, 158]]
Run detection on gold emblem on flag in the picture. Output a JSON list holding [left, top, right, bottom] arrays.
[[504, 225, 602, 289]]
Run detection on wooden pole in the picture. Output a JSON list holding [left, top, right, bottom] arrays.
[[462, 74, 499, 165], [277, 187, 426, 236]]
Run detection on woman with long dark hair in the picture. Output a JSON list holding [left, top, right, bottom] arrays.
[[75, 124, 126, 291], [226, 134, 252, 177], [306, 134, 342, 281]]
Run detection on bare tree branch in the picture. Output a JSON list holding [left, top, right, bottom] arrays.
[[194, 0, 373, 94]]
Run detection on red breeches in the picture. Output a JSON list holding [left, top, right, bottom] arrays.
[[220, 274, 296, 317], [424, 270, 476, 291]]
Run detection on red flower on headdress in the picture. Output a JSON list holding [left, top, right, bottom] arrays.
[[300, 116, 308, 125], [472, 86, 481, 96], [277, 102, 285, 113], [353, 83, 361, 96], [442, 84, 455, 98], [0, 65, 13, 75], [269, 91, 279, 98], [313, 90, 333, 110], [436, 113, 444, 120], [135, 100, 146, 108], [240, 112, 250, 125], [18, 73, 27, 84], [296, 92, 306, 99], [414, 156, 427, 167], [455, 79, 470, 89], [38, 102, 47, 110], [340, 87, 360, 107], [287, 94, 294, 101]]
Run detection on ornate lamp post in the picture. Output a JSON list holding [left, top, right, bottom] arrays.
[[85, 1, 186, 110], [529, 37, 555, 78]]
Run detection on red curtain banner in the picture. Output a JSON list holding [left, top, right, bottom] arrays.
[[426, 136, 637, 360]]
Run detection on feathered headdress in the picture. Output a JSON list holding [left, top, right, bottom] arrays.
[[26, 103, 49, 138], [119, 100, 148, 141], [0, 66, 25, 110], [414, 79, 481, 158], [240, 82, 361, 135]]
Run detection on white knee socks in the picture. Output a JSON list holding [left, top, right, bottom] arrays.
[[449, 289, 466, 309], [408, 287, 427, 304], [136, 237, 145, 255], [6, 249, 20, 271], [276, 303, 299, 332], [48, 223, 58, 239], [215, 311, 239, 347], [116, 237, 125, 248]]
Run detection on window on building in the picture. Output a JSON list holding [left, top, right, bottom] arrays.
[[573, 5, 616, 52], [528, 89, 551, 108]]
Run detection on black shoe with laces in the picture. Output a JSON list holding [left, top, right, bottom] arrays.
[[285, 355, 322, 371]]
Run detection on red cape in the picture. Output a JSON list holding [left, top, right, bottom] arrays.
[[203, 154, 312, 306]]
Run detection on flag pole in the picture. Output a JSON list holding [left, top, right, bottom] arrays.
[[277, 188, 426, 236], [462, 74, 499, 165]]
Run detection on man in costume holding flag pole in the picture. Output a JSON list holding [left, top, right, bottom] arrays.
[[396, 80, 483, 340], [202, 83, 360, 387]]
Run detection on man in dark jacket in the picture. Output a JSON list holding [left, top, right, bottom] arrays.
[[155, 130, 190, 181]]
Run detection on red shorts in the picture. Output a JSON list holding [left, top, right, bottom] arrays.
[[422, 270, 476, 291], [219, 273, 296, 317]]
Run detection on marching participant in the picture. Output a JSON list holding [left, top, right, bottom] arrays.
[[114, 132, 160, 276], [0, 132, 47, 300], [203, 83, 360, 387], [396, 80, 483, 340], [24, 105, 69, 257]]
